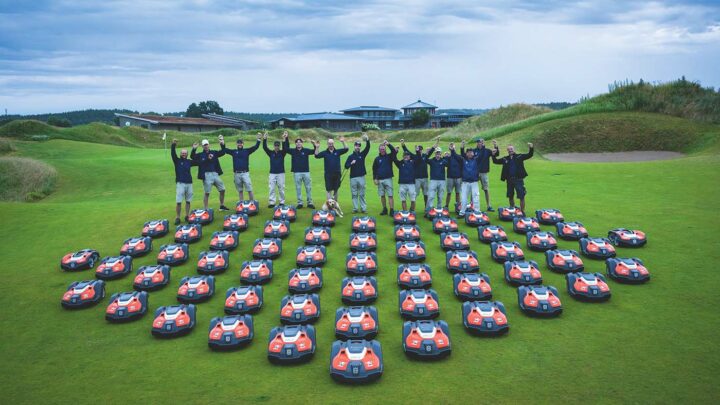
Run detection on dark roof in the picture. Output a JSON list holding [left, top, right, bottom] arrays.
[[403, 99, 438, 109], [272, 113, 365, 123], [202, 113, 258, 125], [114, 113, 240, 127], [340, 106, 399, 112]]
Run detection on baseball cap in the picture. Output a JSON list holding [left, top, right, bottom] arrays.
[[201, 139, 209, 146], [354, 141, 362, 146]]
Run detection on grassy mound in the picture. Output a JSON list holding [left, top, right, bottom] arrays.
[[442, 104, 552, 139], [491, 112, 720, 154], [0, 119, 344, 149], [0, 156, 58, 201]]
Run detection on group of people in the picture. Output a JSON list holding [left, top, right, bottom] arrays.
[[170, 131, 534, 224]]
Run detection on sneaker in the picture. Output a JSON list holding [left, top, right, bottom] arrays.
[[268, 204, 275, 209], [174, 218, 181, 225], [457, 213, 466, 219], [389, 209, 395, 216], [486, 206, 495, 212], [308, 203, 315, 209], [379, 208, 388, 216], [219, 205, 230, 211], [184, 216, 189, 223], [361, 209, 367, 214], [352, 209, 358, 214], [297, 203, 304, 209]]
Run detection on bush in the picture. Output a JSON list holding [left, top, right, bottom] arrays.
[[47, 116, 72, 127], [0, 157, 58, 202], [361, 123, 381, 131], [0, 138, 15, 153]]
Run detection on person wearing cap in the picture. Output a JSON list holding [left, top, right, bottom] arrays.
[[190, 136, 229, 211], [450, 140, 482, 218], [467, 138, 495, 211], [170, 138, 199, 225], [221, 133, 261, 202], [262, 132, 287, 208], [491, 140, 534, 212], [344, 133, 371, 213], [422, 140, 448, 209], [402, 141, 431, 209], [445, 147, 463, 210], [313, 137, 348, 201], [393, 148, 417, 212], [283, 131, 315, 209], [372, 141, 397, 216]]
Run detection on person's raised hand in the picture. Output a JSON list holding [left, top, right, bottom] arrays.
[[172, 138, 178, 145], [282, 131, 288, 140], [339, 136, 346, 142], [362, 133, 369, 141], [263, 133, 268, 140], [461, 140, 466, 147], [528, 142, 534, 148], [449, 142, 455, 150], [400, 139, 405, 145], [192, 142, 198, 149]]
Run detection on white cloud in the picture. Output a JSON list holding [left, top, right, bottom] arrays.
[[0, 0, 718, 114]]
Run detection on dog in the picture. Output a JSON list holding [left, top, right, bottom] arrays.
[[322, 198, 344, 218]]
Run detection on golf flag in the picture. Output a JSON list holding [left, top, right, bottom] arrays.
[[162, 132, 166, 140]]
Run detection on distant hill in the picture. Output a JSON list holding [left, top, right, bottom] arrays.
[[442, 104, 553, 139], [534, 102, 576, 110], [0, 109, 137, 127]]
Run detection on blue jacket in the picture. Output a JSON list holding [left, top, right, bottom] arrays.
[[222, 140, 260, 172], [372, 144, 397, 180], [283, 139, 314, 173], [492, 147, 534, 181], [191, 147, 225, 180], [344, 140, 370, 178], [393, 155, 416, 185], [467, 146, 494, 173], [447, 153, 463, 178], [451, 149, 481, 183], [171, 144, 197, 184], [315, 146, 349, 174], [423, 148, 448, 181], [263, 139, 286, 174], [403, 145, 430, 179]]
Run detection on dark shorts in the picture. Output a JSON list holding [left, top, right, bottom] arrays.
[[325, 172, 341, 192], [507, 178, 526, 199]]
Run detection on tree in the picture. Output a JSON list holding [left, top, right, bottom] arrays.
[[410, 109, 430, 127], [186, 100, 224, 117], [47, 116, 72, 127]]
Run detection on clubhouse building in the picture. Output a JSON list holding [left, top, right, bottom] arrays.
[[270, 100, 475, 132], [116, 99, 476, 133]]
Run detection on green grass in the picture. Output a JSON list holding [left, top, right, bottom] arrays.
[[1, 135, 719, 403], [0, 137, 16, 154]]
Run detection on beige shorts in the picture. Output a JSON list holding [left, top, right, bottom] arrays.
[[377, 178, 394, 197], [446, 177, 462, 193], [234, 172, 253, 192], [399, 183, 417, 201], [176, 183, 193, 203], [203, 172, 226, 194], [479, 173, 489, 190]]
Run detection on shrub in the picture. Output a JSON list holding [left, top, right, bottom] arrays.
[[0, 137, 15, 153], [0, 157, 58, 202]]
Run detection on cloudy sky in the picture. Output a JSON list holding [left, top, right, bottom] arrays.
[[0, 0, 718, 114]]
